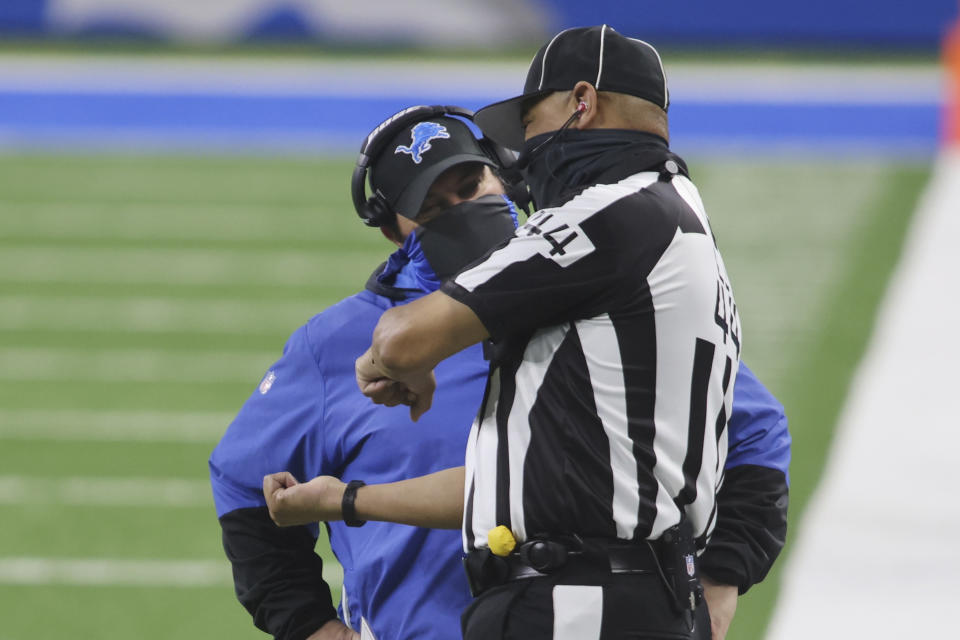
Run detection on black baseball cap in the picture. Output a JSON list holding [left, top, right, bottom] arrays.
[[368, 115, 496, 219], [474, 24, 669, 150]]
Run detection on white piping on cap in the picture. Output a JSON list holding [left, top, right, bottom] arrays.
[[629, 37, 669, 109], [539, 27, 575, 90], [596, 24, 608, 88], [363, 104, 426, 152]]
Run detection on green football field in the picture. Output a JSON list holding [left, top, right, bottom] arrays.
[[0, 152, 927, 639]]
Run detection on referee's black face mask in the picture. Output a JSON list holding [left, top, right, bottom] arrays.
[[413, 194, 518, 281], [519, 128, 654, 209]]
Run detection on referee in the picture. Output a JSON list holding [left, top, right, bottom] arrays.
[[353, 26, 736, 638]]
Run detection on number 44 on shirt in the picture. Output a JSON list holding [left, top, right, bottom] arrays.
[[520, 210, 596, 268]]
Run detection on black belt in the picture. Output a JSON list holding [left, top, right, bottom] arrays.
[[463, 537, 662, 597]]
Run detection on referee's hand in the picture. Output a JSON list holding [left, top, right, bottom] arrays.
[[263, 472, 346, 526], [356, 351, 436, 421]]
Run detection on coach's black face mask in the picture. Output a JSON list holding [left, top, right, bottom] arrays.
[[413, 194, 518, 281], [519, 128, 670, 208]]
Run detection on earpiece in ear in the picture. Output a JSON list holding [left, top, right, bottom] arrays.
[[577, 101, 588, 113]]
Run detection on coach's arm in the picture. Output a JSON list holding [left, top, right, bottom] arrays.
[[218, 507, 358, 640], [211, 322, 362, 640], [698, 363, 790, 640]]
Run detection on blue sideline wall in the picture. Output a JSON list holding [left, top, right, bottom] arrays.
[[540, 0, 958, 49], [1, 0, 956, 49]]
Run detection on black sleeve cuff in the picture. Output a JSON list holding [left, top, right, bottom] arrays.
[[700, 464, 789, 594], [220, 507, 338, 640]]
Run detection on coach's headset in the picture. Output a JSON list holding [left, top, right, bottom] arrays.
[[351, 105, 519, 228]]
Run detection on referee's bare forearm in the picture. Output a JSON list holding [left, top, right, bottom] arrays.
[[371, 290, 488, 380], [355, 466, 465, 529]]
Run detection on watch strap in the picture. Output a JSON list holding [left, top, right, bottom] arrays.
[[342, 480, 367, 527]]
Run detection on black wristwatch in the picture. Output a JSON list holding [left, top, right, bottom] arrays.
[[342, 480, 367, 527]]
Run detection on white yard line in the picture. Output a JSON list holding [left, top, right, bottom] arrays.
[[0, 347, 275, 383], [0, 476, 211, 507], [767, 149, 960, 638], [666, 65, 941, 104], [0, 56, 527, 97], [0, 56, 940, 104], [0, 246, 373, 287], [0, 295, 313, 334], [0, 556, 344, 588], [0, 557, 232, 587], [0, 408, 231, 442], [0, 201, 320, 241]]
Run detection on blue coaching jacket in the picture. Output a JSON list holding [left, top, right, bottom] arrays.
[[209, 249, 790, 640]]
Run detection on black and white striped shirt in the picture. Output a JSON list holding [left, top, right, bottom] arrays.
[[443, 153, 741, 553]]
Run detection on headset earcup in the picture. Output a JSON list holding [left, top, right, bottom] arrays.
[[497, 144, 519, 170], [482, 139, 519, 177], [362, 193, 394, 227], [483, 140, 520, 190]]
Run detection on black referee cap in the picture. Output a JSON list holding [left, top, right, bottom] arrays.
[[474, 24, 670, 150]]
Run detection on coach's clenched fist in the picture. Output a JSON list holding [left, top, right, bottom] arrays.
[[263, 472, 346, 526]]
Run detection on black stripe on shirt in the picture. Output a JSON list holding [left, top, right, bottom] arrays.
[[522, 327, 617, 538], [677, 338, 715, 509], [715, 356, 733, 466], [609, 293, 660, 541], [494, 360, 519, 529], [463, 476, 476, 550]]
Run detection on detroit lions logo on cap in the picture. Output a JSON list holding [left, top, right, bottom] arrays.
[[395, 122, 449, 164]]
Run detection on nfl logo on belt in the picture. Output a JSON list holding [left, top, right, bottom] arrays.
[[685, 554, 696, 577]]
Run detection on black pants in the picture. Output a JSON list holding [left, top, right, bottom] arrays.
[[461, 567, 710, 640]]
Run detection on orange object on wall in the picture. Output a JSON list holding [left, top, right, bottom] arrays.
[[945, 6, 960, 145]]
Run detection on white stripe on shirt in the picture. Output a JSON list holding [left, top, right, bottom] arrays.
[[575, 314, 640, 539]]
